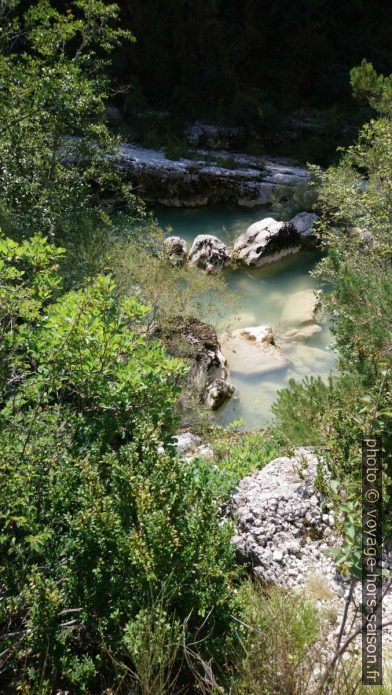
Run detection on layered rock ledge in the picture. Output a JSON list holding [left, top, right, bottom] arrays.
[[114, 144, 310, 207]]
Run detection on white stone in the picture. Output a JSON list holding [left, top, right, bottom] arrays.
[[220, 327, 290, 376], [189, 234, 231, 272]]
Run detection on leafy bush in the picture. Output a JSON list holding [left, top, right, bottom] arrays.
[[0, 233, 240, 693]]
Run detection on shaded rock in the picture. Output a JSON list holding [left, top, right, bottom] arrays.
[[290, 212, 319, 239], [281, 289, 322, 326], [155, 318, 234, 412], [233, 217, 301, 267], [220, 325, 290, 376], [189, 234, 231, 272], [186, 122, 248, 150], [105, 105, 122, 127], [205, 378, 235, 410], [164, 236, 188, 266]]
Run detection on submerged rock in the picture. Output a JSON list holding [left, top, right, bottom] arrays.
[[233, 217, 301, 267], [220, 325, 290, 376], [164, 236, 188, 266], [189, 234, 231, 273], [282, 324, 322, 341], [281, 289, 322, 326]]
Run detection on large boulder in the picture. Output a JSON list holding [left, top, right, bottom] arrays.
[[281, 289, 322, 326], [155, 318, 234, 412], [189, 234, 231, 272], [230, 448, 337, 589], [164, 236, 188, 266], [220, 325, 290, 376], [233, 217, 301, 267]]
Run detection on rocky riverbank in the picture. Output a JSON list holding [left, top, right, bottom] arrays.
[[114, 144, 310, 207]]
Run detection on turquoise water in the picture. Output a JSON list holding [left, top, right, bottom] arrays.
[[155, 206, 336, 430]]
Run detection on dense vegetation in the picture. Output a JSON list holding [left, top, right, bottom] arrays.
[[273, 61, 392, 572], [1, 1, 391, 693]]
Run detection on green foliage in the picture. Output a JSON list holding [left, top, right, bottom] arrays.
[[270, 63, 392, 572], [112, 233, 236, 330], [272, 376, 334, 447], [0, 233, 239, 692], [0, 0, 139, 261], [351, 59, 392, 115], [203, 429, 281, 501], [123, 590, 183, 694], [232, 581, 322, 695]]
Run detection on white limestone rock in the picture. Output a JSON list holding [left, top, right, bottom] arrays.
[[189, 234, 231, 273], [164, 236, 188, 266], [220, 325, 290, 376], [233, 217, 301, 267]]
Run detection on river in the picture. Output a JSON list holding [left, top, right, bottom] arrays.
[[156, 206, 336, 430]]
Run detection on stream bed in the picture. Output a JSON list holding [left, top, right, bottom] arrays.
[[156, 206, 337, 430]]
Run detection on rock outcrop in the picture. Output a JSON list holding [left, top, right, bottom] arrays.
[[189, 235, 231, 273], [233, 217, 301, 267], [155, 318, 234, 412], [220, 325, 290, 376], [230, 448, 337, 589], [114, 144, 310, 207], [230, 448, 392, 647], [290, 211, 319, 239], [164, 236, 188, 266]]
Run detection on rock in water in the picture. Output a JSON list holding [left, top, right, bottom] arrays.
[[204, 378, 235, 410], [164, 236, 188, 266], [290, 212, 318, 239], [154, 318, 234, 411], [233, 217, 301, 267], [189, 234, 231, 272], [220, 325, 290, 376], [281, 289, 322, 326]]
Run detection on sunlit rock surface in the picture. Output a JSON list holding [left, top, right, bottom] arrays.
[[189, 234, 231, 273], [220, 325, 290, 376], [114, 144, 310, 207], [233, 217, 301, 267]]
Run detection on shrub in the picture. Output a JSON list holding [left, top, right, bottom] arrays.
[[0, 233, 240, 693]]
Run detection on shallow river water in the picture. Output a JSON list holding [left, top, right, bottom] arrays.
[[156, 206, 337, 430]]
